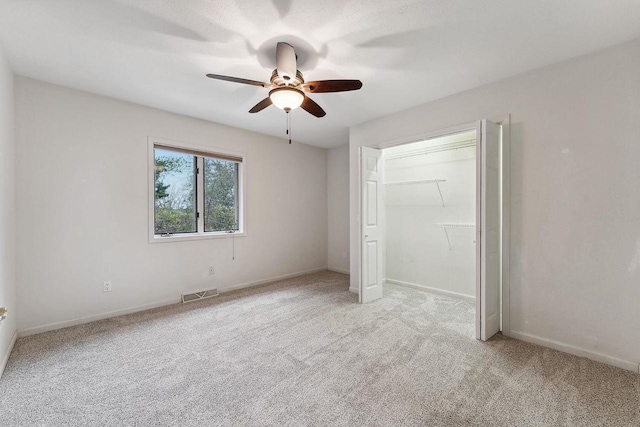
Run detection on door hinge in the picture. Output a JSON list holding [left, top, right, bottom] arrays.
[[196, 212, 200, 219]]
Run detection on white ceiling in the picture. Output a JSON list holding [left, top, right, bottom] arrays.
[[1, 0, 640, 148]]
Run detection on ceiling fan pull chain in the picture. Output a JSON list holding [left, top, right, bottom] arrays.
[[286, 110, 292, 144]]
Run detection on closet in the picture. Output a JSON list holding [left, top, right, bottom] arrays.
[[383, 130, 477, 301]]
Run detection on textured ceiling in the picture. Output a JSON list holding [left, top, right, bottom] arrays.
[[1, 0, 640, 148]]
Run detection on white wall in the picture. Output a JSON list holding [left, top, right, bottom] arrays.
[[327, 144, 350, 276], [0, 43, 16, 374], [350, 38, 640, 371], [384, 132, 476, 299], [15, 77, 328, 334]]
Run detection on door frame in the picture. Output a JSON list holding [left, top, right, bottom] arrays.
[[356, 116, 511, 337]]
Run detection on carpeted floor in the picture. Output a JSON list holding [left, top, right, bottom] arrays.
[[1, 271, 638, 426]]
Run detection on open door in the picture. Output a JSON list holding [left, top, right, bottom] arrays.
[[360, 147, 384, 303], [476, 120, 501, 340]]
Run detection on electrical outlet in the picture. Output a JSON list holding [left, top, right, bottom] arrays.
[[208, 266, 215, 276], [103, 281, 112, 292]]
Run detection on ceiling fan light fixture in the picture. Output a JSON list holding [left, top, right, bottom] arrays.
[[269, 87, 304, 111]]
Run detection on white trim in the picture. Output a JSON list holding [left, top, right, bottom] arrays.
[[357, 147, 362, 302], [1, 330, 18, 379], [150, 231, 247, 244], [475, 120, 482, 340], [375, 121, 479, 151], [218, 268, 327, 294], [147, 136, 247, 244], [18, 268, 327, 337], [509, 330, 639, 374], [19, 298, 180, 337], [386, 278, 475, 302], [328, 267, 350, 275], [498, 114, 511, 337]]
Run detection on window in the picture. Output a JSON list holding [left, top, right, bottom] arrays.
[[149, 139, 244, 242], [203, 157, 239, 232], [154, 148, 198, 234]]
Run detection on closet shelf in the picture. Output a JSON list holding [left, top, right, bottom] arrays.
[[384, 179, 446, 206], [384, 138, 476, 161], [437, 223, 476, 250]]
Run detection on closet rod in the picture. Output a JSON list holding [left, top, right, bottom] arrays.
[[384, 179, 445, 186], [436, 223, 476, 229]]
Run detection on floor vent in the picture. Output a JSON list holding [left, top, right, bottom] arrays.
[[182, 288, 219, 303]]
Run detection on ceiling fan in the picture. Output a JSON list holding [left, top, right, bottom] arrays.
[[206, 42, 362, 118]]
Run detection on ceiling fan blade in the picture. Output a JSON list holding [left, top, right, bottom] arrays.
[[300, 96, 326, 118], [276, 42, 297, 82], [206, 74, 269, 88], [249, 97, 273, 113], [303, 80, 363, 93]]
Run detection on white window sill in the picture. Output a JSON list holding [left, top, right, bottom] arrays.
[[149, 232, 246, 244]]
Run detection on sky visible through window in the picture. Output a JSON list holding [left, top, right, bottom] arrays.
[[155, 149, 192, 199]]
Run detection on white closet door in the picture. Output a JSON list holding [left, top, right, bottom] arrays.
[[477, 120, 501, 340], [360, 147, 384, 303]]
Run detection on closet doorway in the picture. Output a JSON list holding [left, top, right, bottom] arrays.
[[359, 120, 506, 341]]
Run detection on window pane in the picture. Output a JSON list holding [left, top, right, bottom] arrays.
[[203, 158, 239, 232], [154, 149, 197, 234]]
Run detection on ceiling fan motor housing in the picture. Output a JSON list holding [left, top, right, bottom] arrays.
[[271, 69, 305, 88]]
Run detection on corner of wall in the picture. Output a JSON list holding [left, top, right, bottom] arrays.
[[0, 330, 17, 378], [0, 42, 17, 378], [327, 144, 350, 275]]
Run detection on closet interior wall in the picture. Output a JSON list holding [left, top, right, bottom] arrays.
[[384, 131, 477, 300]]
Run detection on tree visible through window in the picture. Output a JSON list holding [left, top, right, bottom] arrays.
[[153, 145, 241, 237], [154, 149, 196, 234], [203, 158, 238, 232]]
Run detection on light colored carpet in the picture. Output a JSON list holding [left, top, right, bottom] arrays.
[[1, 271, 638, 426]]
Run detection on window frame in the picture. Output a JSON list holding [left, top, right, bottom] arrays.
[[148, 137, 246, 243]]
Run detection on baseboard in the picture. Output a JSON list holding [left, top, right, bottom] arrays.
[[386, 278, 475, 302], [19, 298, 180, 337], [217, 268, 328, 294], [509, 330, 639, 374], [19, 267, 329, 338], [328, 267, 350, 275], [348, 287, 359, 294], [1, 330, 18, 379]]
